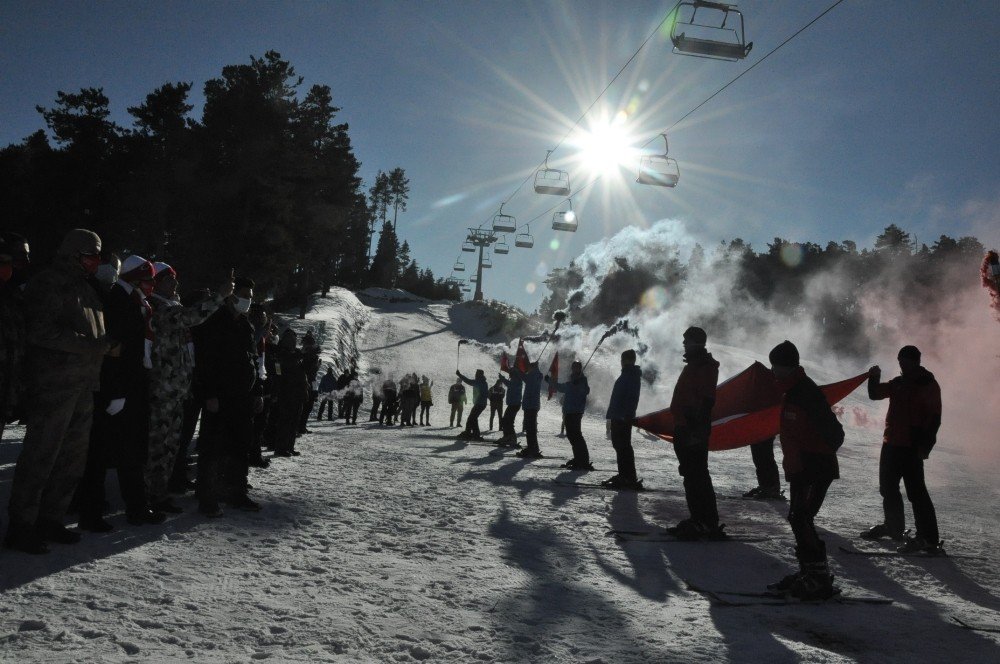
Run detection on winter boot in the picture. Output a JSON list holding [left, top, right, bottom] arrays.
[[767, 571, 802, 594], [4, 521, 49, 554], [515, 448, 543, 459], [860, 524, 906, 541], [896, 535, 944, 555], [601, 475, 643, 490], [789, 562, 839, 601], [753, 485, 785, 501], [36, 519, 82, 544], [78, 516, 114, 533], [742, 486, 763, 499]]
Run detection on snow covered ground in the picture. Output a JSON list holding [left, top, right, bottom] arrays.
[[2, 289, 999, 663]]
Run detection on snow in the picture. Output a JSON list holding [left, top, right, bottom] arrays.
[[2, 288, 999, 662]]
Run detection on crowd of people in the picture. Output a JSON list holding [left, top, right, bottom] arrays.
[[1, 228, 946, 602]]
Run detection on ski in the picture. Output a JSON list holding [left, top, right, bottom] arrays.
[[838, 545, 985, 561], [951, 616, 1000, 633], [550, 479, 675, 494], [614, 531, 769, 544], [684, 580, 893, 606]]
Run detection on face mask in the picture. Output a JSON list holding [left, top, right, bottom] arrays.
[[0, 263, 12, 284], [95, 263, 119, 286], [233, 296, 252, 314], [79, 254, 101, 276]]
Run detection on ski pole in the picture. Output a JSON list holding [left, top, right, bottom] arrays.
[[457, 339, 468, 371]]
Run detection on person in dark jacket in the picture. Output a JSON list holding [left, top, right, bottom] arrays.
[[247, 304, 272, 469], [380, 377, 398, 425], [456, 369, 488, 440], [767, 340, 844, 601], [345, 372, 363, 424], [666, 327, 723, 540], [0, 232, 29, 444], [5, 229, 109, 553], [368, 369, 383, 422], [497, 369, 523, 446], [79, 255, 164, 528], [602, 349, 643, 489], [862, 345, 943, 554], [335, 370, 351, 419], [487, 379, 505, 430], [298, 333, 321, 433], [272, 329, 310, 456], [546, 360, 592, 469], [514, 362, 544, 458], [317, 366, 337, 421], [448, 377, 467, 428], [193, 277, 264, 515]]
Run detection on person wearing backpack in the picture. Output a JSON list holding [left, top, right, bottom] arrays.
[[861, 345, 942, 554], [767, 340, 844, 601]]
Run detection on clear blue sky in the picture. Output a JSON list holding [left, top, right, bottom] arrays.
[[2, 1, 997, 309]]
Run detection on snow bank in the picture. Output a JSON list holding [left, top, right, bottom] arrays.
[[275, 287, 370, 375]]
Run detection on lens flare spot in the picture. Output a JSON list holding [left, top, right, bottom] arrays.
[[638, 79, 651, 93], [780, 243, 805, 268], [535, 261, 549, 277], [549, 238, 560, 251], [640, 285, 670, 311], [525, 282, 537, 294]]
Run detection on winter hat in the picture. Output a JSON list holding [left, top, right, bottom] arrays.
[[57, 229, 101, 256], [897, 345, 921, 362], [279, 328, 297, 349], [152, 261, 177, 281], [621, 349, 637, 364], [683, 326, 707, 345], [120, 255, 154, 282], [768, 340, 800, 367]]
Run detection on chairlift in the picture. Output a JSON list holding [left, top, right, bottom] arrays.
[[670, 1, 752, 61], [453, 260, 466, 272], [515, 225, 535, 249], [461, 285, 471, 293], [470, 275, 478, 284], [461, 240, 475, 253], [533, 150, 571, 196], [492, 204, 517, 233], [637, 134, 680, 187], [482, 253, 493, 269], [552, 199, 579, 232], [494, 237, 510, 255]]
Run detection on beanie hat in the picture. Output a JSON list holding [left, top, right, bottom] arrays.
[[152, 261, 177, 280], [683, 326, 707, 345], [768, 340, 800, 367], [621, 349, 637, 363], [57, 229, 101, 257], [120, 255, 154, 282], [897, 345, 921, 361]]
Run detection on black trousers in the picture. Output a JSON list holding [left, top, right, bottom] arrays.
[[464, 402, 486, 437], [80, 393, 150, 519], [489, 403, 502, 429], [880, 444, 938, 542], [788, 474, 833, 564], [317, 397, 334, 420], [370, 396, 382, 421], [523, 408, 539, 452], [563, 412, 589, 463], [609, 420, 636, 481], [674, 437, 719, 527], [197, 398, 253, 506], [501, 403, 520, 438], [419, 401, 431, 424], [347, 398, 361, 424], [300, 389, 317, 429], [751, 437, 780, 489]]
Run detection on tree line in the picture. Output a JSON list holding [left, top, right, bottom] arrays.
[[539, 224, 988, 357], [0, 51, 460, 304]]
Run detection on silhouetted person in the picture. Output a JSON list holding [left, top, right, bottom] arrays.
[[602, 350, 642, 489]]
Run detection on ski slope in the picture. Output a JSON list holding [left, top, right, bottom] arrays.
[[1, 288, 999, 663]]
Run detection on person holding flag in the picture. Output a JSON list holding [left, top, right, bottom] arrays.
[[497, 343, 528, 446], [546, 360, 592, 470], [456, 368, 488, 440], [515, 360, 544, 459]]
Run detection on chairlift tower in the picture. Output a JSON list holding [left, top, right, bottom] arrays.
[[465, 228, 498, 302]]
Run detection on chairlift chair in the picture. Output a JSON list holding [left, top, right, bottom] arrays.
[[533, 150, 571, 196], [453, 260, 466, 272], [552, 199, 579, 232], [461, 285, 471, 293], [494, 237, 510, 255], [637, 134, 680, 187], [470, 275, 478, 284], [492, 204, 517, 233], [482, 254, 493, 269], [461, 240, 475, 253], [515, 226, 535, 249], [670, 1, 752, 62]]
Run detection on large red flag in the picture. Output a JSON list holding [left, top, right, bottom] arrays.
[[547, 354, 559, 400], [514, 339, 530, 373], [500, 351, 510, 373], [634, 361, 867, 451]]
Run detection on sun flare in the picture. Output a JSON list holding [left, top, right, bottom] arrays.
[[574, 116, 636, 177]]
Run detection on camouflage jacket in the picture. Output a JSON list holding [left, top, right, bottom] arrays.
[[149, 293, 225, 399], [22, 257, 107, 392]]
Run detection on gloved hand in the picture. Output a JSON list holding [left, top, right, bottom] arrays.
[[106, 398, 126, 416], [605, 420, 612, 440]]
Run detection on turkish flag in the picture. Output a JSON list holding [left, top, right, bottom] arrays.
[[514, 340, 529, 373], [547, 353, 559, 400]]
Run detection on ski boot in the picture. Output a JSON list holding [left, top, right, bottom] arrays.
[[789, 562, 839, 601], [860, 524, 906, 541], [600, 475, 643, 490], [767, 571, 802, 594], [897, 535, 945, 555], [515, 448, 543, 459]]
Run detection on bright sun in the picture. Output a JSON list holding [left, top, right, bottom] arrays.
[[575, 114, 636, 177]]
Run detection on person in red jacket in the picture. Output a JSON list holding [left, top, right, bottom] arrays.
[[861, 345, 942, 554], [666, 326, 721, 540], [767, 340, 844, 600]]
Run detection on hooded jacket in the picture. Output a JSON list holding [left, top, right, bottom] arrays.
[[868, 366, 941, 453], [552, 374, 590, 414], [459, 373, 488, 408], [606, 365, 642, 421], [518, 366, 543, 410], [499, 371, 523, 406]]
